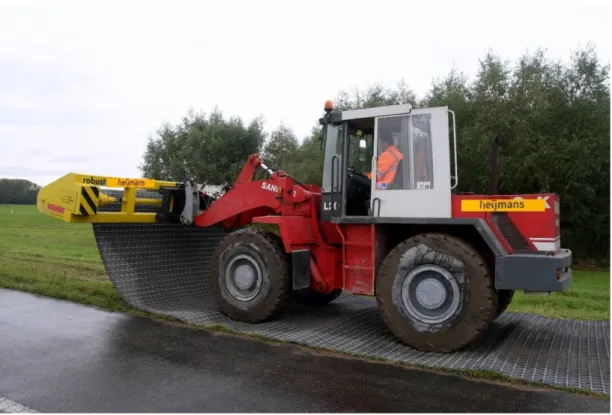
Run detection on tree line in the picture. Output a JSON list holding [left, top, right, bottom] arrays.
[[0, 179, 41, 205], [137, 45, 607, 264]]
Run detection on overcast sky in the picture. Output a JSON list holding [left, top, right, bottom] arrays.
[[0, 0, 609, 186]]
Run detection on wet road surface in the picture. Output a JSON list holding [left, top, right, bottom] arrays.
[[0, 289, 609, 413]]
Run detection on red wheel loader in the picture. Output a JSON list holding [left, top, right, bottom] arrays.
[[37, 102, 572, 353]]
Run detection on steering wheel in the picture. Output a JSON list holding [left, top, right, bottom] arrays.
[[346, 167, 372, 216], [347, 167, 369, 179]]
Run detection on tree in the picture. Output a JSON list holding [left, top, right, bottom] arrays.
[[140, 107, 266, 184], [286, 128, 326, 185], [335, 80, 418, 111], [0, 179, 41, 204], [261, 124, 299, 169]]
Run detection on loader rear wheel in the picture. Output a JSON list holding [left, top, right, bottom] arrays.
[[375, 233, 497, 353], [293, 288, 343, 306], [210, 228, 291, 323]]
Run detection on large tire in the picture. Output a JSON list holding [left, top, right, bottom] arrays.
[[210, 228, 291, 323], [375, 233, 498, 353], [293, 288, 343, 306], [496, 289, 515, 318]]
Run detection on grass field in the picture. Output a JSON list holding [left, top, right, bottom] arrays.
[[0, 204, 610, 321]]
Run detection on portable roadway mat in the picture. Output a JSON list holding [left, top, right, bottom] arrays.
[[92, 220, 610, 396]]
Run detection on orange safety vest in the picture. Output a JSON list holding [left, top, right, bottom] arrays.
[[367, 145, 403, 189]]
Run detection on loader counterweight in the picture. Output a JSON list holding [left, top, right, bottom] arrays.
[[36, 101, 573, 354]]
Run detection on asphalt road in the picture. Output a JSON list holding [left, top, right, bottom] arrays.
[[0, 289, 609, 413]]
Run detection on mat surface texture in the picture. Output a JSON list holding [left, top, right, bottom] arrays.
[[92, 222, 610, 395]]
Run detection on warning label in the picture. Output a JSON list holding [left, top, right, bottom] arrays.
[[461, 199, 545, 212], [59, 190, 76, 210]]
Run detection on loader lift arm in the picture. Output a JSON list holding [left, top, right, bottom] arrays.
[[194, 153, 316, 229]]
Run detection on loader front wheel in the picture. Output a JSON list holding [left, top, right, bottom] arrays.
[[210, 228, 291, 323], [375, 233, 497, 353]]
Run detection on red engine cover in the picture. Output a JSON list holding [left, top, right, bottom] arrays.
[[452, 193, 560, 254]]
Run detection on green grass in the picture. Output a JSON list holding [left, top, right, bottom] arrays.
[[0, 204, 610, 397], [507, 271, 610, 320], [0, 204, 133, 312]]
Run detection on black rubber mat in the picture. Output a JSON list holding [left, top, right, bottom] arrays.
[[93, 222, 610, 395]]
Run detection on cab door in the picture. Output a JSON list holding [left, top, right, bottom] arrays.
[[370, 106, 452, 219], [320, 122, 345, 221]]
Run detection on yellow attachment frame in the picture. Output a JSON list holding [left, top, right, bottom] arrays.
[[37, 173, 179, 224]]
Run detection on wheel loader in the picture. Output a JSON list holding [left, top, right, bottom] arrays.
[[36, 101, 572, 353]]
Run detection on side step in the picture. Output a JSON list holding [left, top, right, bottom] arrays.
[[340, 224, 376, 296]]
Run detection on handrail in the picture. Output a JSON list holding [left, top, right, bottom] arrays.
[[331, 155, 339, 215], [371, 197, 381, 217], [370, 155, 380, 216]]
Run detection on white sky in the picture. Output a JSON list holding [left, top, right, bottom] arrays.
[[0, 0, 609, 186]]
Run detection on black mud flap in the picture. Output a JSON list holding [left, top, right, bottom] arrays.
[[291, 249, 311, 290]]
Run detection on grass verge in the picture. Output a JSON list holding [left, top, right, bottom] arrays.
[[507, 271, 609, 320]]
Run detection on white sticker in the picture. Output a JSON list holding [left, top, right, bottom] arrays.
[[417, 181, 431, 189], [537, 196, 551, 209], [261, 182, 279, 193]]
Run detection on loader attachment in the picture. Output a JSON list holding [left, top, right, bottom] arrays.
[[37, 172, 181, 224], [36, 173, 230, 317]]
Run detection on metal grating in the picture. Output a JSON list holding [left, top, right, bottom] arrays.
[[492, 212, 531, 251], [93, 222, 610, 395]]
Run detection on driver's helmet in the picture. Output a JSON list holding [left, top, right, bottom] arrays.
[[377, 117, 401, 146], [377, 127, 396, 146]]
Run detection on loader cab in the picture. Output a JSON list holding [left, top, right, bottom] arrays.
[[319, 103, 457, 222]]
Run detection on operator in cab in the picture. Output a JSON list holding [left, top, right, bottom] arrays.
[[368, 132, 403, 190]]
